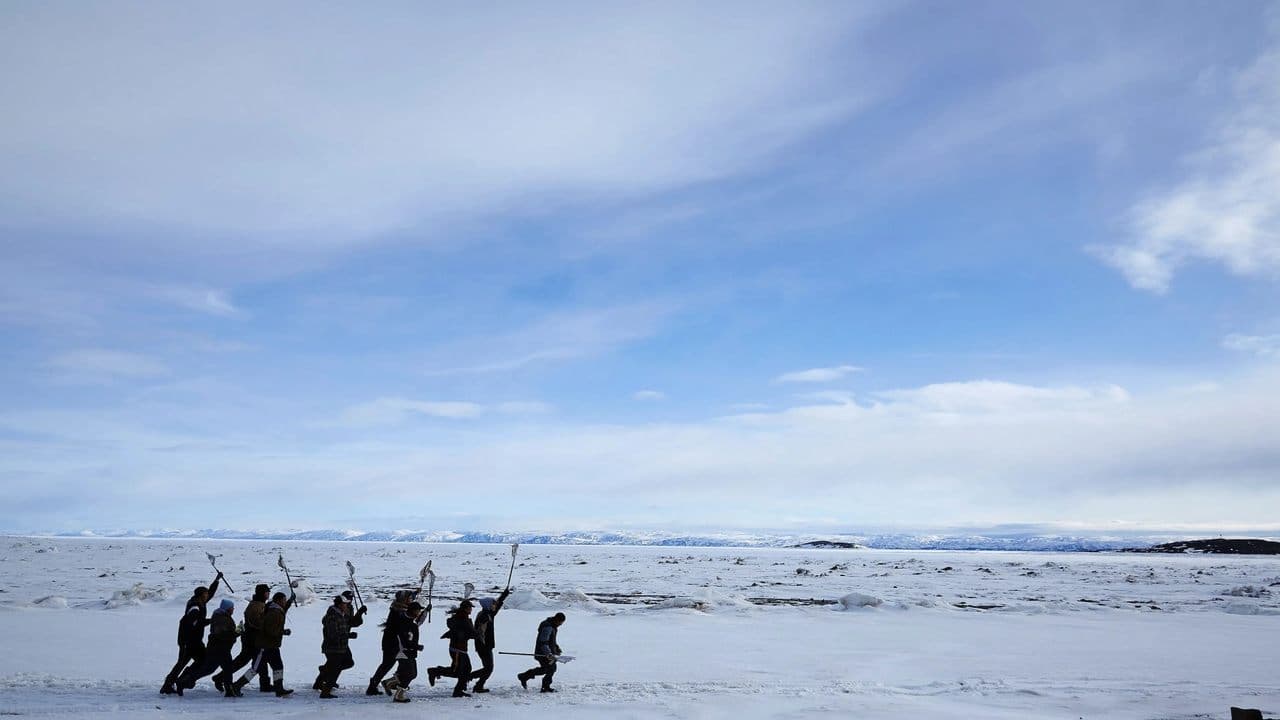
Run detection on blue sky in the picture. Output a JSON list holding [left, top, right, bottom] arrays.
[[2, 1, 1279, 534]]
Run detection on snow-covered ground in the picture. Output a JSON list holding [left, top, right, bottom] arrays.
[[1, 537, 1277, 718]]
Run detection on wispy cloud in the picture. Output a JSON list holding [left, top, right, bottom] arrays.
[[147, 286, 241, 317], [1096, 37, 1280, 292], [47, 349, 168, 381], [633, 390, 666, 401], [341, 397, 485, 426], [1224, 333, 1280, 359], [775, 364, 863, 383], [422, 302, 677, 376]]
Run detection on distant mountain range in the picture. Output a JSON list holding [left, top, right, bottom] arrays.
[[31, 528, 1264, 552]]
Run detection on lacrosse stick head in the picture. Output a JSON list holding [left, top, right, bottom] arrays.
[[206, 552, 218, 564], [511, 543, 519, 557], [463, 582, 474, 599], [346, 577, 357, 592], [557, 655, 575, 664], [346, 560, 355, 577], [426, 570, 436, 592]]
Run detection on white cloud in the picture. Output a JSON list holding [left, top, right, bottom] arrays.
[[1224, 333, 1280, 359], [1097, 40, 1280, 292], [48, 349, 168, 380], [633, 390, 666, 401], [342, 397, 485, 426], [496, 402, 554, 415], [422, 302, 677, 376], [775, 365, 863, 383], [148, 286, 240, 317], [0, 3, 873, 244]]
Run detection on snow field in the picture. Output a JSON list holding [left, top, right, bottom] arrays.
[[0, 537, 1277, 718]]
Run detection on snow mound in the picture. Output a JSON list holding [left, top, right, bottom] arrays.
[[289, 579, 318, 606], [557, 588, 609, 613], [32, 595, 68, 609], [650, 588, 754, 612], [504, 588, 557, 611], [104, 583, 171, 609], [1225, 585, 1270, 598], [1222, 600, 1280, 616], [837, 592, 884, 610]]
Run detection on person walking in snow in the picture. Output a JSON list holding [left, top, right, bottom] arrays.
[[222, 583, 272, 693], [518, 612, 566, 693], [175, 598, 241, 696], [233, 590, 295, 697], [314, 591, 366, 698], [367, 589, 428, 695], [160, 571, 223, 695], [469, 588, 511, 693], [428, 599, 478, 697], [382, 601, 425, 703]]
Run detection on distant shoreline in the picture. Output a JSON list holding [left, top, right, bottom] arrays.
[[7, 530, 1279, 553]]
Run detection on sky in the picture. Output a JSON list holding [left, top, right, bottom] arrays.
[[2, 1, 1279, 535]]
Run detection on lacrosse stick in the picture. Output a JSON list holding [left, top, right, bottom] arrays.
[[206, 552, 234, 593]]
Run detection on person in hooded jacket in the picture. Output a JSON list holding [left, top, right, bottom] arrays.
[[382, 601, 425, 703], [232, 590, 295, 697], [160, 571, 223, 695], [427, 599, 478, 698], [518, 612, 566, 693], [367, 590, 428, 695], [175, 598, 241, 697], [468, 588, 510, 693], [314, 591, 366, 698], [221, 583, 272, 693]]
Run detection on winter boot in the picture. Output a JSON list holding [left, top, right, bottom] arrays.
[[273, 679, 294, 697], [381, 677, 399, 696], [426, 668, 438, 686], [232, 677, 250, 695], [259, 676, 273, 692], [452, 689, 471, 698], [224, 681, 242, 698], [214, 675, 225, 692], [365, 679, 381, 696], [312, 671, 323, 690], [160, 682, 176, 695], [473, 683, 489, 693], [319, 682, 336, 699], [541, 685, 557, 693], [517, 672, 530, 689], [392, 687, 410, 703]]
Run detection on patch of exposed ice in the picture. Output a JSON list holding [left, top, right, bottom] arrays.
[[103, 583, 171, 609], [651, 588, 754, 612]]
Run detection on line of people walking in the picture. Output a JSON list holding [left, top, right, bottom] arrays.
[[160, 570, 568, 702]]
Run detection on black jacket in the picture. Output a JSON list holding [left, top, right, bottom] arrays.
[[321, 604, 365, 654], [175, 576, 221, 646], [442, 614, 477, 653], [207, 608, 239, 653], [535, 617, 561, 658], [473, 595, 506, 651]]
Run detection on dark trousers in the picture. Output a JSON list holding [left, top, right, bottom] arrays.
[[318, 651, 354, 686], [370, 648, 398, 684], [252, 647, 284, 674], [164, 641, 205, 684], [225, 637, 269, 686], [523, 654, 557, 689], [431, 649, 472, 693], [178, 646, 233, 689], [470, 646, 494, 687], [395, 657, 417, 688]]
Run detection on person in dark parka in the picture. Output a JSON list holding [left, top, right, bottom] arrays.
[[221, 583, 271, 692], [232, 590, 295, 697], [518, 612, 565, 692], [314, 591, 366, 698], [468, 588, 510, 693], [160, 572, 223, 695], [382, 601, 425, 703], [175, 598, 241, 696], [427, 599, 478, 697], [367, 589, 427, 695]]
